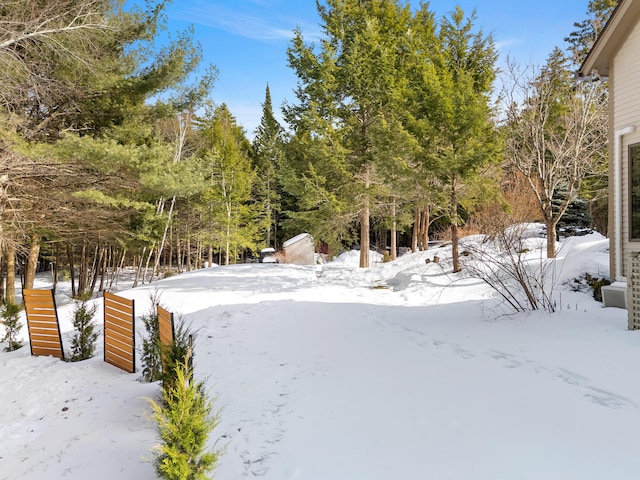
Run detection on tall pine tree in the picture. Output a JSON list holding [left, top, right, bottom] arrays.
[[251, 84, 285, 248], [285, 0, 413, 267], [566, 0, 618, 65], [197, 104, 259, 265], [415, 7, 500, 272]]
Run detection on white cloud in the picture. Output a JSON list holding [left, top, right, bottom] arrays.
[[494, 37, 525, 51], [170, 2, 321, 42]]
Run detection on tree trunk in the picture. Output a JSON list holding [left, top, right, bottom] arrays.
[[78, 241, 87, 296], [143, 241, 155, 283], [421, 207, 430, 250], [52, 243, 60, 294], [359, 164, 371, 268], [89, 246, 104, 294], [0, 251, 5, 304], [451, 177, 461, 273], [274, 210, 278, 248], [169, 224, 174, 272], [67, 242, 76, 299], [5, 242, 15, 304], [133, 246, 146, 288], [98, 246, 107, 292], [225, 203, 231, 266], [390, 196, 397, 261], [177, 238, 183, 273], [546, 219, 558, 258], [360, 203, 370, 268], [266, 177, 272, 247], [24, 234, 41, 290], [153, 195, 176, 279], [412, 209, 419, 252]]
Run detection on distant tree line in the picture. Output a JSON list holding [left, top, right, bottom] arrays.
[[0, 0, 616, 303]]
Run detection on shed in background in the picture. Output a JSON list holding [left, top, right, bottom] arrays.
[[282, 233, 315, 265]]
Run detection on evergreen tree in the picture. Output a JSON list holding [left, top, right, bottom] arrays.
[[285, 0, 413, 267], [0, 0, 215, 142], [69, 295, 99, 361], [403, 5, 447, 253], [150, 362, 220, 480], [141, 292, 164, 382], [0, 0, 215, 293], [416, 7, 500, 272], [160, 319, 194, 394], [368, 115, 420, 258], [251, 84, 286, 248], [565, 0, 618, 65], [1, 302, 22, 352], [197, 104, 259, 264]]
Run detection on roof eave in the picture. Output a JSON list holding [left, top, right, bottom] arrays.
[[579, 0, 640, 78]]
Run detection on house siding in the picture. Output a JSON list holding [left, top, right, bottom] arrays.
[[612, 19, 640, 278]]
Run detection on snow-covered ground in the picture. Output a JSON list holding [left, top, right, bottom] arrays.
[[1, 230, 639, 480]]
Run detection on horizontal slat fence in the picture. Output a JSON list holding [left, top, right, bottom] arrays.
[[157, 305, 193, 374], [157, 305, 175, 348], [23, 289, 64, 360], [157, 305, 175, 375], [104, 292, 135, 373]]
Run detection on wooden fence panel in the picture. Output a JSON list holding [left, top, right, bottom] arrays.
[[104, 292, 135, 373], [23, 289, 64, 360], [157, 305, 175, 348], [157, 306, 193, 374]]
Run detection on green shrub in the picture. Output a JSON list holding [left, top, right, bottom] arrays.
[[1, 302, 23, 352], [141, 291, 163, 382], [150, 362, 220, 480], [160, 319, 194, 394], [69, 295, 99, 361]]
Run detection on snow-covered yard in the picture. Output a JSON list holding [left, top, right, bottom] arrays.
[[1, 231, 639, 479]]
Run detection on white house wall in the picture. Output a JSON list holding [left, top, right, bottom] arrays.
[[612, 19, 640, 278]]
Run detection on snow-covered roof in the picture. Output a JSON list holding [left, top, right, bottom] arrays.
[[282, 232, 313, 248]]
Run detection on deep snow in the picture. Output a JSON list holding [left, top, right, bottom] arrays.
[[1, 230, 639, 480]]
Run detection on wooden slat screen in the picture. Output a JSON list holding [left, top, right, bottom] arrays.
[[104, 292, 135, 373], [23, 289, 64, 360], [157, 305, 175, 348]]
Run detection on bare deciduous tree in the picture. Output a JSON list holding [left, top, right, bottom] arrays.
[[0, 0, 117, 139], [503, 51, 608, 258]]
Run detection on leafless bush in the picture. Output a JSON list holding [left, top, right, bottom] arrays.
[[462, 224, 556, 313]]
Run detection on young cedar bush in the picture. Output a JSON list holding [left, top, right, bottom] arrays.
[[69, 295, 99, 361], [141, 291, 163, 382], [160, 319, 194, 394], [1, 302, 23, 352], [150, 362, 220, 480]]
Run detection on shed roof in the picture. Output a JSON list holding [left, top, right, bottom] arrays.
[[283, 233, 313, 248]]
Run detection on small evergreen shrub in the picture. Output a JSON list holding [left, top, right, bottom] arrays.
[[160, 319, 194, 394], [150, 362, 220, 480], [69, 295, 99, 361], [141, 290, 163, 382], [1, 302, 23, 352]]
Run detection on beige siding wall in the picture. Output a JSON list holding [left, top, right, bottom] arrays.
[[612, 20, 640, 278]]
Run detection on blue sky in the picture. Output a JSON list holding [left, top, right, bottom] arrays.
[[155, 0, 591, 138]]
